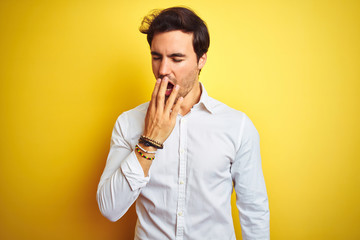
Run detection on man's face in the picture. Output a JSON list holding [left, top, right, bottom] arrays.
[[150, 30, 206, 100]]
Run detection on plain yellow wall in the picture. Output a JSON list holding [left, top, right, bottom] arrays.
[[1, 0, 359, 239]]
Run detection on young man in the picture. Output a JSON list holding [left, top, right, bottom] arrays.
[[97, 7, 269, 240]]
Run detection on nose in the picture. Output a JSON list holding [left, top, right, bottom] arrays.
[[159, 58, 171, 78]]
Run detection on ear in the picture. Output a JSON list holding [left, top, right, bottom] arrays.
[[197, 53, 207, 70]]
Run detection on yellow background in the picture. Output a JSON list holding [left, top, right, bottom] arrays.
[[1, 0, 359, 239]]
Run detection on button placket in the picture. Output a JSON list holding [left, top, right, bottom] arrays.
[[175, 117, 188, 240]]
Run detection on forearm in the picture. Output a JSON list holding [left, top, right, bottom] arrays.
[[97, 150, 150, 222], [97, 168, 140, 221], [237, 191, 270, 239], [134, 143, 157, 177]]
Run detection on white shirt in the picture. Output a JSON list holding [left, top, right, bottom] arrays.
[[97, 84, 270, 240]]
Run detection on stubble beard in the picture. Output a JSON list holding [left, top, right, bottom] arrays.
[[163, 64, 200, 105], [165, 77, 196, 105]]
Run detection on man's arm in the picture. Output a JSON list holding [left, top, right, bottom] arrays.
[[97, 77, 182, 221], [231, 114, 270, 240], [137, 76, 182, 176], [97, 114, 145, 221]]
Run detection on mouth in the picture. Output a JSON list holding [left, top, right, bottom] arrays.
[[165, 81, 174, 97]]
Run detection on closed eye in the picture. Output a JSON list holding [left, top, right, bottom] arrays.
[[172, 58, 183, 62], [151, 51, 162, 61]]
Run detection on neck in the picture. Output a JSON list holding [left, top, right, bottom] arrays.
[[179, 81, 202, 116]]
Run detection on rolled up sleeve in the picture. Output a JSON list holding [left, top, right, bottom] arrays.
[[97, 113, 149, 222]]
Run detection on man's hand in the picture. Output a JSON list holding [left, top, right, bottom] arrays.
[[143, 77, 183, 144]]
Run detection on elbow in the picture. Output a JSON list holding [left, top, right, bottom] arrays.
[[102, 212, 121, 222], [99, 205, 120, 222], [96, 189, 122, 222]]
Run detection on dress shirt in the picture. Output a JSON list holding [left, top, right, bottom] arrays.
[[97, 83, 269, 240]]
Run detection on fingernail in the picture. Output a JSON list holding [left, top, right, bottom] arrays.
[[179, 97, 184, 101], [175, 85, 180, 90], [156, 78, 161, 83]]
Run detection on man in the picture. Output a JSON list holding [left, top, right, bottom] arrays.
[[97, 7, 269, 240]]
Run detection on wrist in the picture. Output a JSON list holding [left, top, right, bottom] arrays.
[[139, 135, 164, 149], [135, 145, 155, 161], [137, 143, 157, 153]]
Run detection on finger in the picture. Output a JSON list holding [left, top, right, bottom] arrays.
[[149, 78, 161, 109], [164, 84, 180, 113], [156, 77, 168, 110], [170, 96, 183, 120]]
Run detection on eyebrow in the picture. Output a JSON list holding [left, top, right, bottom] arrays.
[[151, 51, 186, 58]]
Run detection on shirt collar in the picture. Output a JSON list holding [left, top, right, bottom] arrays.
[[192, 82, 215, 114]]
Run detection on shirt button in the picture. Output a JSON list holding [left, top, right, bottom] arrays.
[[180, 149, 185, 154], [178, 212, 183, 216], [179, 180, 184, 185]]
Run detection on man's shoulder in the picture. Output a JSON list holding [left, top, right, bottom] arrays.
[[126, 102, 149, 114], [207, 96, 246, 119], [119, 102, 149, 117], [114, 102, 149, 127], [206, 96, 257, 133]]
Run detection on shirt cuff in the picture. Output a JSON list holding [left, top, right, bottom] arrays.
[[120, 150, 150, 191]]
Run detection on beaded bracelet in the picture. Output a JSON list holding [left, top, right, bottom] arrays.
[[135, 146, 155, 160], [140, 136, 163, 149], [139, 135, 164, 149], [136, 144, 157, 154]]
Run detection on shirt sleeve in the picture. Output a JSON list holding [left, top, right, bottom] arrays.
[[231, 114, 270, 240], [96, 113, 149, 222]]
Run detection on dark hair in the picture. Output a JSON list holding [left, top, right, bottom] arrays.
[[139, 7, 210, 61]]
